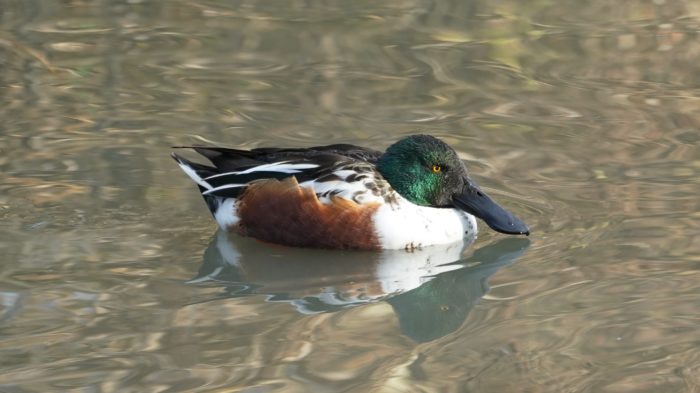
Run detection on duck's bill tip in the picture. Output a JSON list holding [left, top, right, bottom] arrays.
[[452, 185, 530, 237], [503, 226, 531, 236], [490, 220, 530, 236]]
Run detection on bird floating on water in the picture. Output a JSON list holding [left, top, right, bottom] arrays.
[[173, 134, 529, 250]]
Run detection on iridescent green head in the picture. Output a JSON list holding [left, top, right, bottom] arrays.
[[377, 134, 529, 236], [377, 135, 466, 207]]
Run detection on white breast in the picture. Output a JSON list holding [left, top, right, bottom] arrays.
[[372, 194, 477, 250]]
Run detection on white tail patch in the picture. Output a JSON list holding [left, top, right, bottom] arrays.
[[204, 162, 319, 180], [214, 198, 240, 230]]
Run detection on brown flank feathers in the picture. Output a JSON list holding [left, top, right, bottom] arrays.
[[235, 177, 381, 250]]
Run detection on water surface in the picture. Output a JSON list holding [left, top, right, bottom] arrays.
[[1, 1, 699, 392]]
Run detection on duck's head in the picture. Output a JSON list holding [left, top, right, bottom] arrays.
[[377, 134, 529, 236]]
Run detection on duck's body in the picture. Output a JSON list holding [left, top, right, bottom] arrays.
[[173, 135, 528, 250]]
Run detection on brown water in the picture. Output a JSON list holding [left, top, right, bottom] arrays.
[[1, 1, 699, 392]]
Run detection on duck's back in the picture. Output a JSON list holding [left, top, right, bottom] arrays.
[[189, 143, 383, 172]]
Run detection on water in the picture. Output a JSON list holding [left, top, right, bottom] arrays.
[[1, 1, 699, 392]]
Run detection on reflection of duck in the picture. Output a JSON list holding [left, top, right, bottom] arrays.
[[190, 232, 530, 342], [387, 238, 530, 342], [173, 135, 529, 250]]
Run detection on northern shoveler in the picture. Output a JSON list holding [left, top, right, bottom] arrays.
[[172, 134, 529, 250]]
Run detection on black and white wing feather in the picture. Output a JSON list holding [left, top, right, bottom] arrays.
[[172, 144, 390, 205]]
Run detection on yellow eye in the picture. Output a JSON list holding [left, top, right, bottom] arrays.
[[432, 165, 442, 173]]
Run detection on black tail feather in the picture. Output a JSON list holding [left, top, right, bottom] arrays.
[[170, 152, 219, 179], [173, 146, 264, 172]]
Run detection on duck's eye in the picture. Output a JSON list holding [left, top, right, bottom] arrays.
[[432, 164, 442, 173]]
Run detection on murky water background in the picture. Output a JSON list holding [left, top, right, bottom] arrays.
[[1, 1, 699, 392]]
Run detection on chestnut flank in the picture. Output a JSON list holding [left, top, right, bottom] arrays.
[[235, 177, 381, 250]]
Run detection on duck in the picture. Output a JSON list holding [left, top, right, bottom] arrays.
[[172, 134, 529, 250]]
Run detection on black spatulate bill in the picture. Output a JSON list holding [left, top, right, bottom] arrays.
[[452, 182, 530, 236]]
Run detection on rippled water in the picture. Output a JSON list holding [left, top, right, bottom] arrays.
[[2, 1, 699, 392]]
